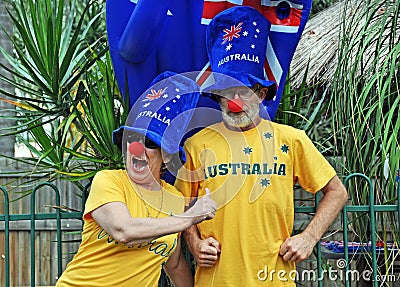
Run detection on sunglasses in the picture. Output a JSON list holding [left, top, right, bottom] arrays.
[[126, 133, 159, 149]]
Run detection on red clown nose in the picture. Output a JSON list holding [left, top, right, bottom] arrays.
[[129, 142, 145, 157], [228, 99, 244, 113]]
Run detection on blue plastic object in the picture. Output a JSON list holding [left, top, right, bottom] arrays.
[[106, 0, 312, 121]]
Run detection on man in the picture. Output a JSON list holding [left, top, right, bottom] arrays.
[[175, 7, 348, 286]]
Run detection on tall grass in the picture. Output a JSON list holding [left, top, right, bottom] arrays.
[[331, 0, 399, 282]]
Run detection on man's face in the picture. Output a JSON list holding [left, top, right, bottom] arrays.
[[217, 86, 263, 130]]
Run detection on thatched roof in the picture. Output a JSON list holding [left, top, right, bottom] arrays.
[[290, 0, 398, 89], [289, 1, 345, 88]]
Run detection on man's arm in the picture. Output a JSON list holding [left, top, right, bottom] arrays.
[[280, 175, 348, 262], [164, 238, 193, 287], [183, 225, 221, 267]]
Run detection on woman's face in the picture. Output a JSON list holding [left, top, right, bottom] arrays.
[[125, 134, 164, 189]]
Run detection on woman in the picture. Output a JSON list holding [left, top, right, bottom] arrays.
[[56, 72, 216, 287]]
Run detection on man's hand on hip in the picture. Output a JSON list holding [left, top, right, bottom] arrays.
[[279, 233, 315, 263]]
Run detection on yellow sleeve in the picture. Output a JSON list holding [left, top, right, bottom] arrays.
[[83, 170, 126, 221], [175, 140, 203, 203], [293, 130, 337, 193]]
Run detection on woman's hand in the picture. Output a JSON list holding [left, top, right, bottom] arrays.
[[183, 188, 217, 225]]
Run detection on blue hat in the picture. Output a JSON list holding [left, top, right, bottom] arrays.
[[113, 71, 200, 156], [204, 6, 276, 100]]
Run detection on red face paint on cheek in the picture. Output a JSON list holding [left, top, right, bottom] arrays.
[[228, 99, 244, 113], [129, 142, 145, 156]]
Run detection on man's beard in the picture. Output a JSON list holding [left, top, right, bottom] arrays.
[[221, 101, 259, 128]]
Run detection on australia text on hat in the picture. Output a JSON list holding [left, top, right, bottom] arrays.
[[136, 110, 171, 126], [218, 53, 259, 67]]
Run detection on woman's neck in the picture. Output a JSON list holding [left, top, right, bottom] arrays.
[[136, 180, 162, 192]]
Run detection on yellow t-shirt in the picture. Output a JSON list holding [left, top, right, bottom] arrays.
[[175, 120, 337, 287], [56, 169, 184, 287]]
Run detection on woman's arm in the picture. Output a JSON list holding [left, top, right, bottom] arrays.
[[164, 238, 194, 287], [91, 189, 216, 246]]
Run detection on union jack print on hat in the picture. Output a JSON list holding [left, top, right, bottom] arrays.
[[113, 71, 200, 156], [204, 6, 277, 100]]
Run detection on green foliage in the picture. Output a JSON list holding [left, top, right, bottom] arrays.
[[331, 0, 400, 274], [0, 0, 126, 189], [275, 65, 333, 155], [332, 0, 399, 202]]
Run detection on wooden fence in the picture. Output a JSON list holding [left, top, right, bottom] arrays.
[[0, 170, 86, 286]]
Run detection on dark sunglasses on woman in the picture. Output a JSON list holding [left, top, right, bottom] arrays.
[[126, 133, 159, 149]]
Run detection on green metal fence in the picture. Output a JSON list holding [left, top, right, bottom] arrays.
[[0, 182, 87, 287], [0, 173, 399, 286]]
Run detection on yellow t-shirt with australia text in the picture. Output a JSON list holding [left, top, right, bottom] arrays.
[[56, 169, 184, 287], [175, 120, 337, 287]]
